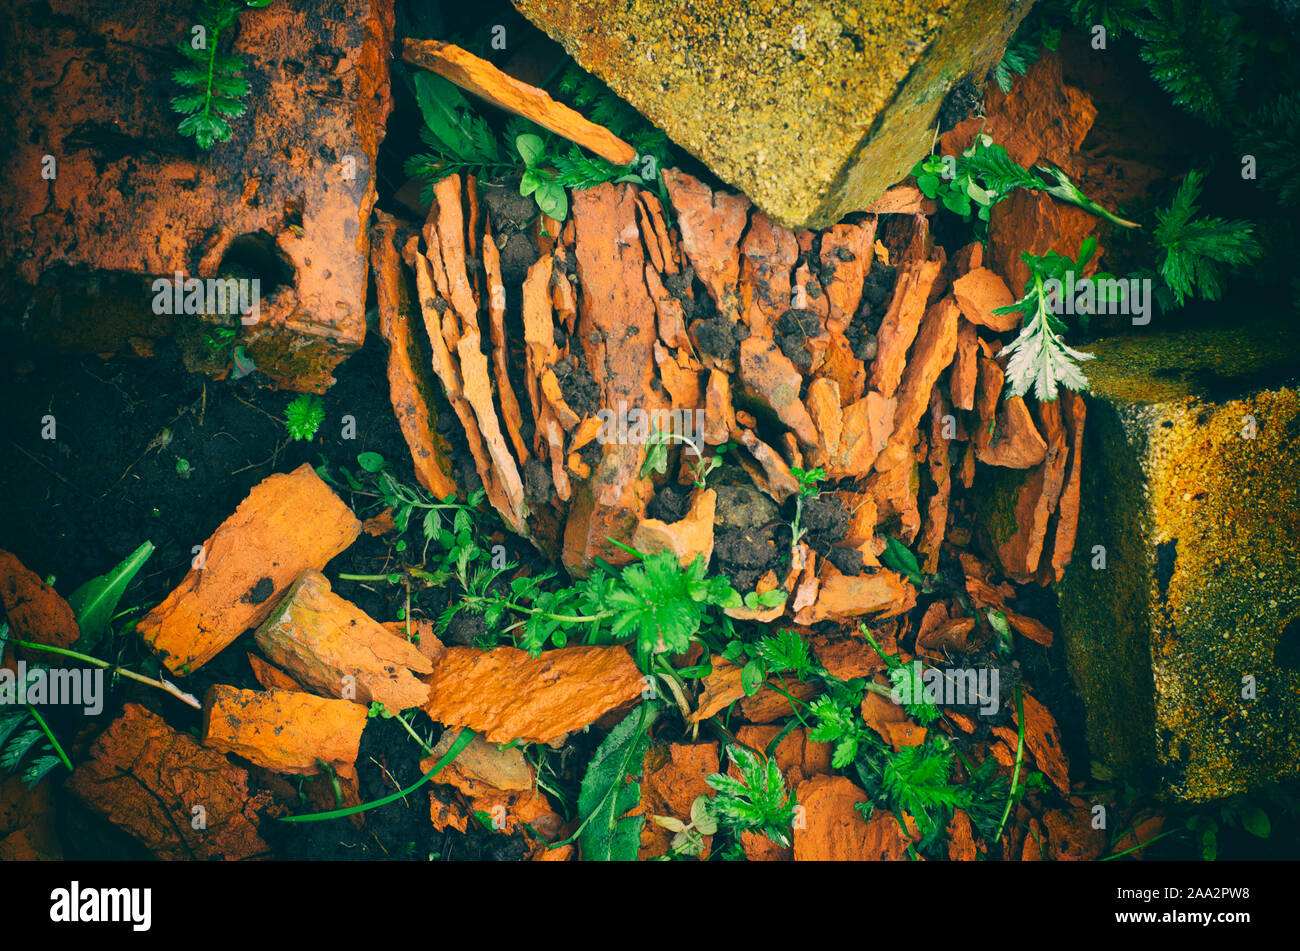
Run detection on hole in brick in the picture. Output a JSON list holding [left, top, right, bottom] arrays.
[[1275, 618, 1300, 671], [218, 231, 294, 296]]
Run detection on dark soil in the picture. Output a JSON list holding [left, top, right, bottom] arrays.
[[712, 483, 783, 591], [937, 76, 982, 134], [444, 608, 488, 647], [479, 183, 541, 288], [553, 346, 600, 417], [825, 545, 866, 575], [796, 494, 849, 550], [266, 714, 531, 862], [646, 484, 691, 523], [0, 329, 546, 860], [693, 314, 749, 364], [713, 525, 782, 593], [774, 308, 824, 373]]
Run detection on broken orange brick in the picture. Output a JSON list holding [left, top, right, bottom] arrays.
[[734, 725, 831, 789], [703, 369, 737, 445], [738, 211, 799, 338], [739, 676, 819, 724], [952, 267, 1019, 332], [422, 728, 564, 840], [861, 689, 927, 750], [793, 774, 918, 861], [403, 40, 635, 166], [869, 259, 943, 398], [423, 646, 645, 744], [975, 355, 1047, 469], [246, 653, 302, 693], [137, 464, 362, 674], [689, 658, 747, 723], [810, 634, 888, 681], [68, 702, 271, 860], [1016, 691, 1071, 794], [632, 488, 716, 568], [948, 808, 979, 860], [371, 211, 460, 500], [874, 293, 959, 472], [0, 548, 79, 657], [202, 685, 367, 777], [794, 569, 914, 625], [0, 772, 62, 860], [254, 570, 432, 714], [663, 169, 750, 317], [738, 337, 818, 447], [634, 741, 720, 860], [950, 318, 980, 412], [818, 220, 876, 332]]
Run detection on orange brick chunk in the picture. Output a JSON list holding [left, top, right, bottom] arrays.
[[138, 464, 361, 673], [202, 685, 367, 777], [255, 570, 432, 714], [423, 646, 645, 744]]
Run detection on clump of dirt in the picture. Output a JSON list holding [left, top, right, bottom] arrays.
[[938, 76, 981, 134], [693, 314, 749, 363], [825, 545, 865, 575], [713, 483, 782, 591], [856, 260, 898, 331], [775, 308, 824, 372], [646, 484, 690, 523], [523, 457, 554, 508], [714, 527, 782, 592], [799, 495, 849, 548], [846, 259, 897, 360], [714, 483, 776, 531], [445, 608, 487, 647], [479, 182, 540, 287], [553, 345, 600, 417]]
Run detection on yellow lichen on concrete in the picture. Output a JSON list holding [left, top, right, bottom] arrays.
[[510, 0, 1028, 227], [1058, 321, 1300, 801], [1142, 388, 1300, 800]]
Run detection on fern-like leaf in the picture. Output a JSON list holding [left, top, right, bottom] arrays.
[[1068, 0, 1146, 37], [1244, 91, 1300, 208], [1154, 170, 1261, 305], [1136, 0, 1243, 125], [171, 0, 262, 149]]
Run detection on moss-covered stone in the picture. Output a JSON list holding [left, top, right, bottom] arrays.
[[510, 0, 1029, 228], [1057, 321, 1300, 801]]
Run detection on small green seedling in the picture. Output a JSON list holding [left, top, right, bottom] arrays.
[[516, 134, 568, 221], [284, 394, 325, 441], [706, 745, 799, 848], [788, 466, 825, 552], [653, 795, 718, 859]]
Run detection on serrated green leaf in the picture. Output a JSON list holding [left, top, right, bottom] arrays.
[[576, 704, 658, 861], [413, 71, 500, 165]]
